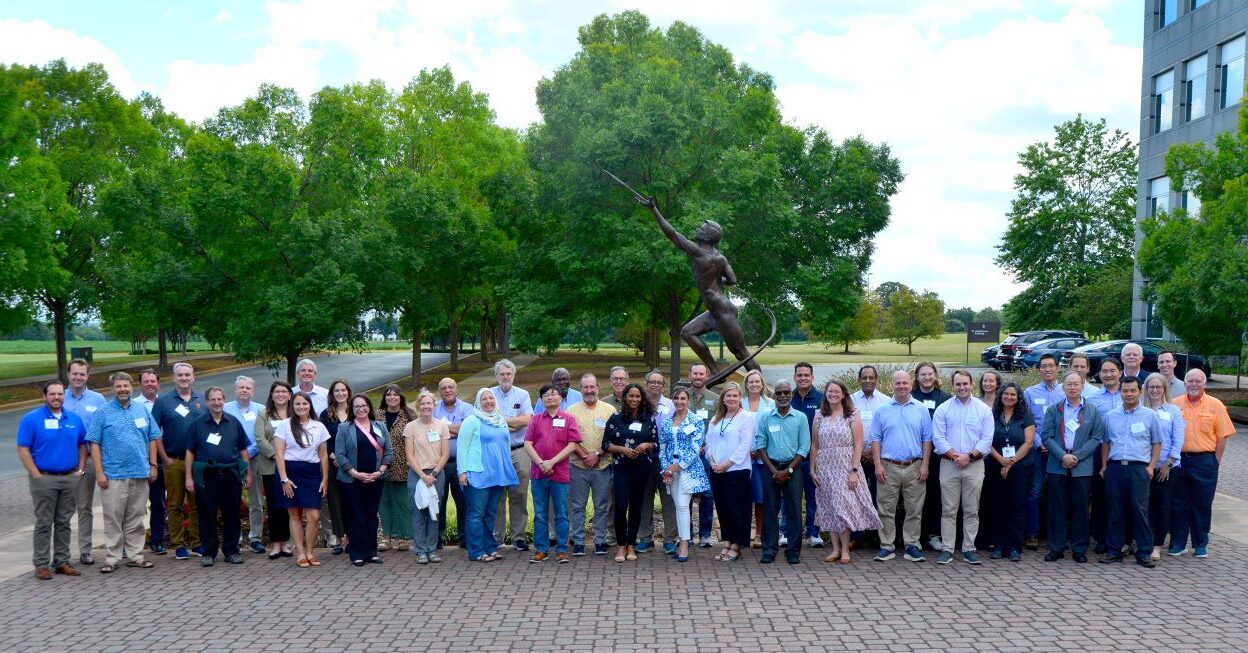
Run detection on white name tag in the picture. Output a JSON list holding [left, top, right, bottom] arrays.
[[768, 425, 781, 433], [1158, 412, 1172, 422], [427, 430, 440, 443], [207, 433, 222, 445], [704, 399, 715, 406], [1002, 445, 1016, 458], [628, 422, 642, 432], [175, 405, 190, 418], [922, 400, 936, 410], [553, 418, 566, 428], [44, 419, 59, 430], [594, 418, 606, 428], [244, 412, 256, 422], [270, 420, 280, 428], [373, 427, 382, 437], [1130, 421, 1146, 434], [683, 424, 696, 435], [85, 405, 98, 413], [1065, 420, 1079, 433], [134, 418, 148, 429], [695, 410, 709, 420], [1034, 397, 1047, 406]]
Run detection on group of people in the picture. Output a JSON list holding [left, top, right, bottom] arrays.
[[17, 347, 1236, 578]]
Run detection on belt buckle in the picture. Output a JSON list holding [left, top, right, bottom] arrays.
[[1120, 460, 1129, 466]]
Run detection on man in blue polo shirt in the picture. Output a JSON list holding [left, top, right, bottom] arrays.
[[17, 380, 88, 580], [754, 379, 812, 565], [150, 362, 206, 559], [63, 358, 105, 565], [222, 376, 264, 554], [1100, 376, 1163, 568], [784, 362, 824, 549], [188, 386, 252, 567]]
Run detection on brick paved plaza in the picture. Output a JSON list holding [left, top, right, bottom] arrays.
[[1, 428, 1245, 652]]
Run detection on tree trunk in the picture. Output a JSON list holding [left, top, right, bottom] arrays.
[[411, 328, 423, 388], [644, 324, 660, 370], [158, 328, 168, 368], [479, 314, 492, 364], [843, 341, 850, 354], [907, 340, 914, 355], [285, 354, 298, 384], [498, 306, 510, 357], [449, 316, 461, 372], [53, 300, 68, 384], [668, 293, 683, 391]]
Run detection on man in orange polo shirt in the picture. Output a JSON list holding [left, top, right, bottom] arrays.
[[1169, 369, 1236, 558]]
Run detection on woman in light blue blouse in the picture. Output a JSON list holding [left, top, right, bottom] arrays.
[[659, 386, 710, 562], [1144, 374, 1186, 560], [456, 388, 519, 562]]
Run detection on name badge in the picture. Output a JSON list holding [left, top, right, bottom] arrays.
[[175, 405, 190, 418], [134, 418, 148, 429], [207, 433, 222, 445], [270, 420, 280, 428], [1002, 445, 1016, 458], [768, 425, 781, 433], [44, 418, 59, 430], [704, 399, 715, 406], [1158, 412, 1172, 422], [628, 422, 642, 432], [1034, 397, 1047, 406], [86, 405, 98, 413], [244, 412, 256, 422], [1130, 421, 1146, 434], [594, 418, 606, 428], [427, 430, 441, 443], [373, 427, 382, 437], [683, 423, 696, 435], [1065, 420, 1079, 433], [695, 409, 709, 420], [553, 418, 566, 428], [922, 400, 936, 410]]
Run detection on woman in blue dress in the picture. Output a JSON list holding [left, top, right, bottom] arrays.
[[456, 388, 519, 562], [659, 386, 710, 562]]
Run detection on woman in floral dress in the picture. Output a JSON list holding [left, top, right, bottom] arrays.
[[810, 379, 881, 563]]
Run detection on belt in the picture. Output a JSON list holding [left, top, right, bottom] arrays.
[[38, 469, 75, 476], [1112, 460, 1148, 466], [511, 444, 525, 450], [882, 458, 919, 467], [1182, 451, 1215, 457]]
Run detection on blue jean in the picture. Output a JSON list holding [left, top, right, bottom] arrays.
[[531, 477, 570, 554], [1027, 449, 1047, 538], [149, 464, 166, 548], [779, 459, 818, 537], [1171, 453, 1218, 549], [463, 483, 504, 559]]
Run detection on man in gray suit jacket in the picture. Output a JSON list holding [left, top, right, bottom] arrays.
[[1041, 372, 1106, 563]]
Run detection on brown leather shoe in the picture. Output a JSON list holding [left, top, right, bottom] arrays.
[[55, 563, 81, 576], [34, 567, 52, 580]]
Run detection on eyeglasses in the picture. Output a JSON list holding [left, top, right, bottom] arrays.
[[646, 380, 663, 386]]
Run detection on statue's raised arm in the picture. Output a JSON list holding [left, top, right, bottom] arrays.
[[643, 197, 700, 258]]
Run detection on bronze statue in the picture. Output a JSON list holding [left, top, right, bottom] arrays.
[[605, 170, 772, 385]]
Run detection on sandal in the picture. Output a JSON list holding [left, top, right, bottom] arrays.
[[126, 560, 154, 568], [99, 564, 116, 573], [296, 558, 311, 568], [306, 554, 321, 567], [490, 552, 503, 560], [725, 548, 741, 561], [473, 554, 492, 562], [716, 546, 731, 561], [839, 555, 852, 564]]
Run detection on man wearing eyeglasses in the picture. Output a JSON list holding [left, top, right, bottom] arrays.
[[753, 379, 811, 564]]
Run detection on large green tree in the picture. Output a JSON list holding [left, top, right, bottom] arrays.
[[883, 287, 944, 355], [1, 61, 156, 379], [997, 115, 1136, 331], [524, 11, 900, 377], [1137, 103, 1248, 354]]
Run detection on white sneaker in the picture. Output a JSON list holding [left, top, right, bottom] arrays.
[[926, 536, 943, 551], [779, 534, 789, 546], [808, 536, 824, 548]]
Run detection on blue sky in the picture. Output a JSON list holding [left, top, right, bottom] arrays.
[[1, 1, 1146, 310]]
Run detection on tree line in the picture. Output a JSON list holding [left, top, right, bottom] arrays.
[[0, 11, 904, 384]]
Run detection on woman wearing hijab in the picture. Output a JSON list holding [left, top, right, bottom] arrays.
[[457, 388, 519, 562]]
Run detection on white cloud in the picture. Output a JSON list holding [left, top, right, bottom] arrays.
[[214, 9, 233, 24], [0, 18, 140, 98]]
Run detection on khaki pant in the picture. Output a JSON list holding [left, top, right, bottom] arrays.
[[164, 459, 199, 548], [876, 460, 925, 550], [101, 477, 149, 566], [494, 447, 531, 544], [939, 458, 984, 553], [75, 461, 95, 556]]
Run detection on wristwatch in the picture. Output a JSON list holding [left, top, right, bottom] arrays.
[[280, 478, 291, 485], [786, 467, 795, 475]]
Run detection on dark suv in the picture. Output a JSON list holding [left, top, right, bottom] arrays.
[[991, 329, 1085, 370]]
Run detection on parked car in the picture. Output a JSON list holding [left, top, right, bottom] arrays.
[[992, 329, 1085, 370], [1013, 336, 1093, 370], [1061, 339, 1212, 381], [981, 345, 999, 365]]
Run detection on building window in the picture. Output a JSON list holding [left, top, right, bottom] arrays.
[[1190, 0, 1211, 9], [1221, 36, 1246, 109], [1148, 177, 1170, 217], [1154, 70, 1174, 133], [1160, 0, 1178, 28], [1180, 190, 1202, 217], [1185, 55, 1207, 121]]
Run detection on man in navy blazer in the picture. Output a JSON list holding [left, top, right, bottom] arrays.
[[1041, 372, 1106, 563]]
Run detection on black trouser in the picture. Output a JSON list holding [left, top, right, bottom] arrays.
[[709, 469, 751, 547], [325, 476, 348, 540], [342, 480, 383, 561], [921, 454, 942, 543], [149, 464, 166, 547], [194, 469, 242, 559], [1089, 455, 1107, 546], [262, 474, 290, 542], [762, 462, 803, 558], [438, 459, 466, 546], [612, 463, 651, 546], [1047, 473, 1090, 554], [1105, 462, 1152, 558], [1149, 471, 1173, 547], [984, 458, 1030, 554]]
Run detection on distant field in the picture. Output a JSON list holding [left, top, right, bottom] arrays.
[[0, 340, 214, 381], [0, 340, 213, 355]]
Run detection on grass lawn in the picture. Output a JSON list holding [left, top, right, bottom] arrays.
[[756, 334, 986, 365]]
